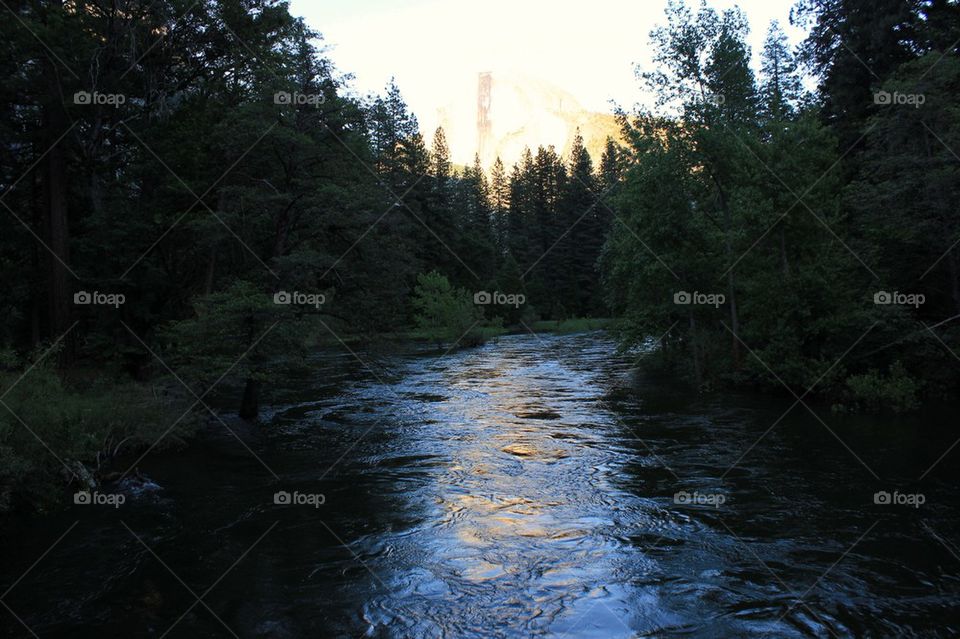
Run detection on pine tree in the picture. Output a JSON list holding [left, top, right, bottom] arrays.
[[793, 0, 917, 147], [489, 157, 510, 255], [598, 137, 625, 195], [430, 126, 452, 199], [760, 20, 802, 122], [530, 146, 568, 315], [507, 148, 536, 271], [455, 155, 495, 284], [559, 131, 599, 316]]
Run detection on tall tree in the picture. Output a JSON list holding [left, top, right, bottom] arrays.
[[430, 126, 452, 200], [560, 131, 601, 316], [760, 20, 803, 122], [792, 0, 918, 146], [489, 156, 510, 255]]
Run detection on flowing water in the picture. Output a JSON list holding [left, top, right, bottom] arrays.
[[2, 332, 958, 638]]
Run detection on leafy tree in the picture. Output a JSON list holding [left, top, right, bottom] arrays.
[[410, 272, 482, 348], [162, 281, 312, 420], [642, 1, 760, 367]]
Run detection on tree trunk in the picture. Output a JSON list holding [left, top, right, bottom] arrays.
[[238, 311, 261, 421], [239, 378, 260, 421], [30, 172, 43, 347], [780, 225, 791, 277], [203, 245, 217, 295], [949, 250, 960, 316], [44, 111, 72, 363], [716, 184, 741, 369], [725, 264, 741, 367], [689, 313, 703, 389], [39, 0, 72, 364]]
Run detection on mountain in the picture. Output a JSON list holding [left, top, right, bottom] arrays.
[[423, 72, 621, 170]]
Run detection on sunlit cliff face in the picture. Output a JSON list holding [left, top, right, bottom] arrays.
[[422, 72, 621, 169]]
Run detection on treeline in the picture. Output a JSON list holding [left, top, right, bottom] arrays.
[[0, 0, 617, 426], [603, 0, 960, 410], [3, 0, 957, 427], [368, 85, 620, 324]]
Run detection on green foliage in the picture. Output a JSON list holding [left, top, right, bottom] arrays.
[[844, 362, 922, 414], [410, 272, 483, 348], [0, 348, 190, 512], [604, 0, 960, 406], [162, 281, 302, 388], [529, 318, 612, 334]]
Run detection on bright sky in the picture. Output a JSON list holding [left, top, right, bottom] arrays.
[[288, 0, 808, 163]]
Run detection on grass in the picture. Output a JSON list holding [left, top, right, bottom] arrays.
[[0, 364, 194, 513]]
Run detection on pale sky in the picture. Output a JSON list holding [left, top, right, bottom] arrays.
[[289, 0, 808, 164]]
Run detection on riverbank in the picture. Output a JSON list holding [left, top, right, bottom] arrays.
[[0, 364, 195, 514], [364, 317, 614, 344]]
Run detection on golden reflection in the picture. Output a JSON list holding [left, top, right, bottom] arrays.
[[431, 354, 588, 584]]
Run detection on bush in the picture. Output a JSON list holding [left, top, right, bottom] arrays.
[[410, 272, 484, 349], [844, 361, 921, 414]]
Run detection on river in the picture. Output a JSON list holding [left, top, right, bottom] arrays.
[[1, 332, 958, 637]]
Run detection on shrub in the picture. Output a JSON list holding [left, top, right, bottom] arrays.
[[410, 272, 484, 349], [844, 361, 921, 414]]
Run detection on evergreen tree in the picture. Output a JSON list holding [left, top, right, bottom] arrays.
[[792, 0, 917, 147], [489, 157, 510, 255], [559, 131, 600, 316], [431, 126, 452, 201], [760, 20, 803, 122], [598, 137, 626, 195]]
